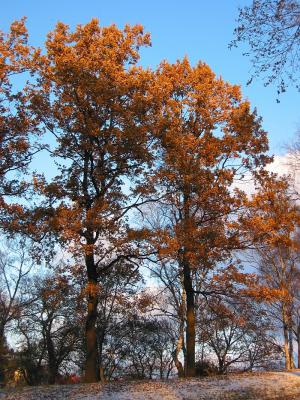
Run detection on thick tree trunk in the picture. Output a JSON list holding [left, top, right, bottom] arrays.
[[0, 331, 5, 386], [181, 189, 196, 377], [288, 326, 295, 369], [183, 258, 195, 377], [283, 318, 291, 370], [297, 325, 300, 369], [218, 357, 225, 374], [84, 252, 99, 383], [45, 329, 57, 384], [48, 364, 58, 384]]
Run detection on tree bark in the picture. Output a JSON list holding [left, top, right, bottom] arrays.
[[84, 251, 99, 383], [183, 258, 195, 377], [98, 328, 106, 382], [99, 367, 106, 382], [283, 320, 291, 370], [0, 331, 5, 386], [45, 328, 57, 384], [288, 325, 295, 369], [297, 325, 300, 369], [174, 326, 185, 378]]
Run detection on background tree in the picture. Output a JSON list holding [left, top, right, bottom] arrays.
[[17, 268, 81, 384], [239, 175, 300, 370], [199, 297, 281, 373], [292, 281, 300, 368], [231, 0, 300, 95], [0, 238, 33, 385], [123, 316, 175, 380]]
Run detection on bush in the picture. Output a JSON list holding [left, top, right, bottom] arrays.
[[195, 360, 218, 377]]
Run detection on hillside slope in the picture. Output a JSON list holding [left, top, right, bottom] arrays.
[[1, 372, 300, 399]]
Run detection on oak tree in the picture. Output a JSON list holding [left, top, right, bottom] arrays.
[[147, 58, 270, 376], [29, 19, 154, 382]]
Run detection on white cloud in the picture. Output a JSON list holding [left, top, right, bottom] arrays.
[[232, 154, 296, 197], [266, 154, 291, 176]]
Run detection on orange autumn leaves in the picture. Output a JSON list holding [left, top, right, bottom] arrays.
[[0, 19, 31, 193], [147, 59, 270, 275], [236, 176, 300, 302], [1, 19, 296, 286], [241, 177, 300, 249], [0, 18, 42, 232]]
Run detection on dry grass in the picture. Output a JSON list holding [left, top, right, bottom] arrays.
[[1, 371, 300, 399]]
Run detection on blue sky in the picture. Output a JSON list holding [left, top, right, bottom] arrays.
[[2, 0, 299, 156]]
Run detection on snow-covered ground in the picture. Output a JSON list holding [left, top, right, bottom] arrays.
[[1, 372, 300, 400]]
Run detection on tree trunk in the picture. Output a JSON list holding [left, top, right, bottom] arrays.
[[297, 325, 300, 369], [183, 258, 195, 377], [283, 320, 291, 370], [98, 328, 106, 382], [45, 328, 57, 384], [84, 252, 99, 383], [288, 326, 294, 369], [218, 357, 225, 374], [0, 331, 5, 386], [174, 326, 185, 377], [99, 367, 106, 382]]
